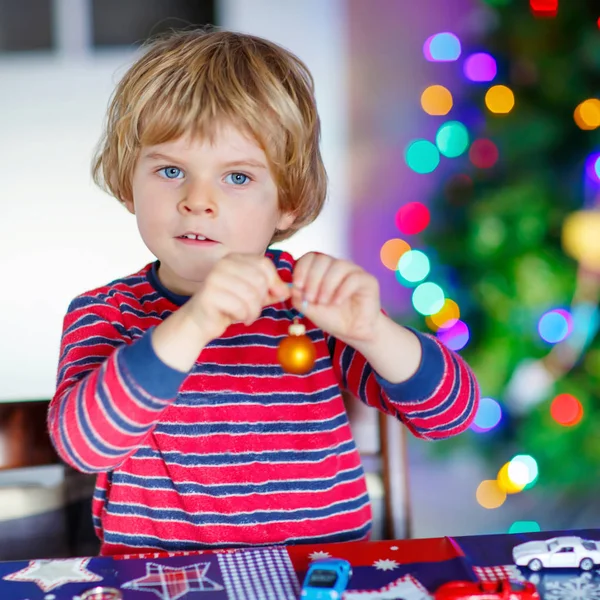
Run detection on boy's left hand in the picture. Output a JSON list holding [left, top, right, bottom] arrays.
[[291, 252, 382, 345]]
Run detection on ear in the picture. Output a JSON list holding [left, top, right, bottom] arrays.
[[123, 197, 135, 215], [276, 211, 296, 232]]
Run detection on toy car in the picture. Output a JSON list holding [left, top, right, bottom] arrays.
[[300, 558, 353, 600], [512, 536, 600, 571], [435, 579, 539, 600]]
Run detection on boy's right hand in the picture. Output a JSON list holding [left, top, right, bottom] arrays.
[[182, 253, 291, 344]]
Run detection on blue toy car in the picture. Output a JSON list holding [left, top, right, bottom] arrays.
[[300, 558, 353, 600]]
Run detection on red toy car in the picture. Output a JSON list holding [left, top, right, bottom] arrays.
[[435, 579, 539, 600]]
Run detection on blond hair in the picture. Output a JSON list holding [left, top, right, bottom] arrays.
[[92, 28, 327, 242]]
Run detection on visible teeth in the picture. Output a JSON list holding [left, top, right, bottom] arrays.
[[182, 234, 207, 240]]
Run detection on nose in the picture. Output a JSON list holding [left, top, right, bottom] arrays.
[[178, 181, 218, 216]]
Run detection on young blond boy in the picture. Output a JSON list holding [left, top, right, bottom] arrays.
[[48, 29, 479, 556]]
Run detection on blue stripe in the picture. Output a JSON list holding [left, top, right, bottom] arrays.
[[112, 466, 365, 496], [409, 351, 462, 420], [56, 383, 99, 473], [175, 385, 340, 407], [130, 439, 358, 466], [106, 492, 370, 525], [155, 412, 349, 436], [96, 375, 152, 437], [192, 355, 329, 377], [103, 521, 372, 551]]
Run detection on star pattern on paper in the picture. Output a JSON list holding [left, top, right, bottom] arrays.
[[373, 558, 399, 571], [545, 573, 600, 600], [3, 558, 102, 592], [122, 561, 223, 600], [344, 573, 430, 600], [390, 546, 399, 551], [309, 551, 332, 561]]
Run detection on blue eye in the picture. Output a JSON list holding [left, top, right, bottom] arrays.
[[225, 173, 250, 185], [158, 167, 184, 179]]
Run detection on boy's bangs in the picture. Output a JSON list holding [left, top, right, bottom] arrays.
[[135, 80, 284, 164]]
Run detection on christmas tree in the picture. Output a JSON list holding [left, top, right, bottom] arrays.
[[416, 0, 600, 496]]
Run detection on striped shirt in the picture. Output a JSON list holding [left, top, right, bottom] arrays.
[[48, 249, 479, 556]]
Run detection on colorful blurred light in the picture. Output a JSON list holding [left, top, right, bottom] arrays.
[[463, 53, 497, 82], [412, 282, 445, 316], [508, 521, 541, 534], [397, 250, 430, 284], [380, 239, 411, 271], [424, 32, 461, 62], [395, 202, 431, 235], [471, 397, 502, 432], [562, 210, 600, 270], [485, 85, 515, 114], [530, 0, 558, 17], [405, 140, 440, 174], [421, 85, 453, 116], [550, 393, 583, 427], [476, 480, 506, 509], [585, 152, 600, 183], [510, 454, 539, 488], [436, 121, 470, 158], [497, 462, 525, 494], [538, 309, 572, 344], [469, 139, 499, 169], [574, 99, 600, 131], [437, 319, 470, 350], [430, 298, 461, 330]]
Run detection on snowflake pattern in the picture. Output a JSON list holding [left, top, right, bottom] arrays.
[[309, 551, 332, 561], [373, 559, 399, 571], [545, 573, 600, 600]]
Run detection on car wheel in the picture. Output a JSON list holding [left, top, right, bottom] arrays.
[[580, 558, 594, 571], [528, 559, 543, 572]]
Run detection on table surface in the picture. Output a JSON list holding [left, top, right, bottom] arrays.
[[0, 527, 598, 600]]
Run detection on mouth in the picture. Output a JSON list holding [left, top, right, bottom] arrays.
[[176, 232, 219, 246]]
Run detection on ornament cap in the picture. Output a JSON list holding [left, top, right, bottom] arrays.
[[288, 322, 306, 336]]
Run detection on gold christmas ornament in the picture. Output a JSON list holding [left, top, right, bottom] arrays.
[[277, 318, 316, 375]]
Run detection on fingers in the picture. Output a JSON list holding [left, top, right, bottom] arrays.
[[293, 253, 360, 305], [206, 254, 291, 327]]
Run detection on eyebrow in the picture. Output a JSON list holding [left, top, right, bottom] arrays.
[[142, 152, 268, 170]]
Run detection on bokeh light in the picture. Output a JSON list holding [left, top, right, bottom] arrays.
[[395, 202, 431, 235], [405, 140, 440, 174], [530, 0, 558, 17], [469, 139, 499, 169], [510, 454, 539, 488], [412, 282, 445, 316], [424, 32, 461, 62], [436, 121, 470, 158], [497, 462, 525, 494], [538, 309, 572, 344], [380, 239, 411, 271], [397, 250, 431, 283], [485, 85, 515, 114], [470, 397, 502, 432], [562, 210, 600, 270], [436, 319, 470, 350], [585, 152, 600, 183], [509, 521, 541, 534], [574, 99, 600, 131], [421, 85, 453, 116], [430, 298, 461, 330], [463, 53, 497, 82], [476, 479, 506, 509], [550, 393, 583, 427]]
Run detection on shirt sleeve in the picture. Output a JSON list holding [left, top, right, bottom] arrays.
[[47, 294, 188, 473], [325, 327, 479, 440]]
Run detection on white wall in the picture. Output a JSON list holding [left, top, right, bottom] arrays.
[[0, 1, 349, 401]]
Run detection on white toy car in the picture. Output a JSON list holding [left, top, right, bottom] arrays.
[[513, 536, 600, 571]]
